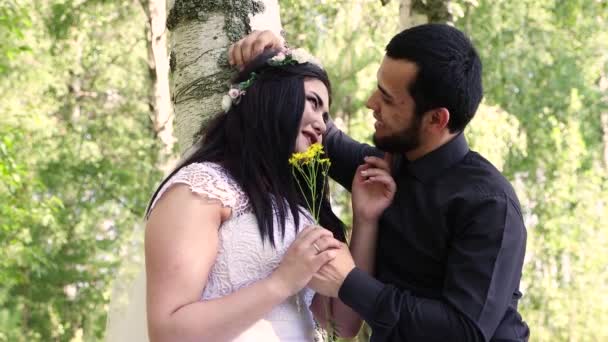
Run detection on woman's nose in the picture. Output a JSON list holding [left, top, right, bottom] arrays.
[[312, 117, 326, 135]]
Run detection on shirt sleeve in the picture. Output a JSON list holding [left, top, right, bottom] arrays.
[[443, 193, 527, 340], [338, 193, 527, 341], [339, 269, 483, 341], [324, 119, 381, 191]]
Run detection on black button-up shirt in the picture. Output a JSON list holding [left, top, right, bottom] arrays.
[[325, 124, 529, 341]]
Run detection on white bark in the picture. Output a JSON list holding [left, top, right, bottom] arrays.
[[144, 0, 175, 173], [170, 13, 227, 153], [249, 0, 282, 35], [169, 0, 282, 154]]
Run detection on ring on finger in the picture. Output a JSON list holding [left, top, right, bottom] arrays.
[[312, 242, 321, 253]]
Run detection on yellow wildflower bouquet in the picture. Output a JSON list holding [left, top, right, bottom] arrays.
[[289, 142, 336, 342], [288, 143, 331, 223]]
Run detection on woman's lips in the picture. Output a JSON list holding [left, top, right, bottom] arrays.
[[303, 131, 318, 145]]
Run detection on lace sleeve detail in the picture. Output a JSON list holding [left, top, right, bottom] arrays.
[[149, 162, 246, 216]]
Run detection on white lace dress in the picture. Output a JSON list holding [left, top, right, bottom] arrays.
[[151, 162, 319, 341]]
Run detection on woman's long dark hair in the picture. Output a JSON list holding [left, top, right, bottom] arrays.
[[147, 50, 346, 245]]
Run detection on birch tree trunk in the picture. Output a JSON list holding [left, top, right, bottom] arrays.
[[398, 0, 452, 29], [167, 0, 283, 154], [140, 0, 175, 173]]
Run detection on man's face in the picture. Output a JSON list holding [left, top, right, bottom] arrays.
[[367, 56, 422, 153]]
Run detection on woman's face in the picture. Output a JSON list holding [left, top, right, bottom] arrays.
[[294, 78, 329, 153]]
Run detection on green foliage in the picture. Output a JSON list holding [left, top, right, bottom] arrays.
[[0, 0, 161, 340], [0, 0, 32, 75], [1, 0, 606, 340], [458, 0, 608, 340], [465, 103, 527, 172]]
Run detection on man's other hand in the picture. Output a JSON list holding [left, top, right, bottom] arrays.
[[228, 30, 284, 67], [308, 242, 356, 298]]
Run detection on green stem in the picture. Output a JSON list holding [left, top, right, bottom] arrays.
[[290, 155, 331, 225], [310, 160, 318, 221], [292, 169, 314, 219], [317, 164, 329, 223]]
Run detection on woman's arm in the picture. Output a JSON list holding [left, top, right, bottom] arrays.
[[145, 185, 339, 342], [310, 217, 379, 338], [311, 155, 396, 338]]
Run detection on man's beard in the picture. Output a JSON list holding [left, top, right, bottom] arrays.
[[372, 117, 422, 153]]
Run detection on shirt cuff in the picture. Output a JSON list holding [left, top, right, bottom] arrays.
[[338, 267, 385, 320]]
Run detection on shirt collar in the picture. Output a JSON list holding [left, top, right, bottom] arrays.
[[401, 132, 470, 182]]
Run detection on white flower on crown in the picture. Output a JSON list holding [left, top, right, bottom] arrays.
[[221, 94, 232, 112], [290, 48, 309, 63], [290, 49, 314, 64], [271, 52, 286, 62], [221, 48, 325, 112], [290, 48, 323, 68]]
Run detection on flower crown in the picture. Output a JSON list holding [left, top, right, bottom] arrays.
[[221, 48, 323, 113]]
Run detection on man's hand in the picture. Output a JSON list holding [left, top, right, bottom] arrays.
[[308, 241, 356, 298], [351, 153, 396, 223], [228, 30, 284, 67]]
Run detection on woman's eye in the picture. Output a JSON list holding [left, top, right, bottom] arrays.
[[307, 96, 318, 109]]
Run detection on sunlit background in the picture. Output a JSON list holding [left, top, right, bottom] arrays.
[[1, 0, 607, 340]]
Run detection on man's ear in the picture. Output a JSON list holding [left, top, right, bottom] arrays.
[[426, 107, 450, 132]]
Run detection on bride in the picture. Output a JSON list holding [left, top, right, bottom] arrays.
[[107, 48, 349, 341]]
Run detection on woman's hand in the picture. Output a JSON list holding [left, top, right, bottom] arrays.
[[351, 153, 396, 223], [271, 226, 342, 297]]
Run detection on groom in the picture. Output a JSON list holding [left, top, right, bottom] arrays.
[[231, 24, 529, 341]]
